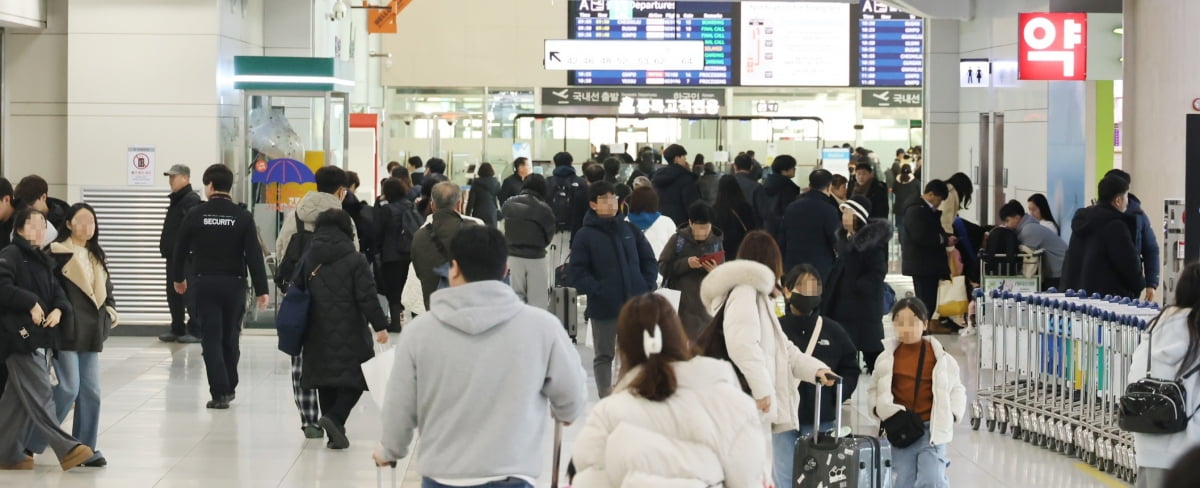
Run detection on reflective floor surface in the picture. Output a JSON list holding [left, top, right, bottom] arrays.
[[4, 276, 1128, 487]]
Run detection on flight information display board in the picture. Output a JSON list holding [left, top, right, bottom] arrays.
[[571, 1, 736, 86], [566, 0, 922, 88], [855, 2, 924, 87]]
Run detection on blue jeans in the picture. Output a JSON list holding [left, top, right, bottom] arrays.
[[421, 478, 532, 488], [892, 423, 950, 488], [772, 422, 835, 488], [26, 351, 102, 460]]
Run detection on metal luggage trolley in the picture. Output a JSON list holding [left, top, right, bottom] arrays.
[[971, 288, 1160, 484]]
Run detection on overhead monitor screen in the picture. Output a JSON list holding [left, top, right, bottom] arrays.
[[740, 2, 850, 87], [570, 0, 736, 86], [565, 0, 922, 88], [855, 1, 924, 87]]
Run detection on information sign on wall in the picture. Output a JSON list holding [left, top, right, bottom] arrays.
[[542, 87, 725, 115], [860, 89, 922, 108], [127, 146, 155, 186], [1018, 12, 1087, 81]]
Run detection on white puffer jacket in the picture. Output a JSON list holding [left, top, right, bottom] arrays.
[[699, 260, 829, 432], [868, 337, 967, 446], [572, 357, 766, 488], [1128, 307, 1200, 469]]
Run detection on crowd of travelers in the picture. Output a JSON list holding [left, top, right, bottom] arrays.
[[1, 144, 1193, 488]]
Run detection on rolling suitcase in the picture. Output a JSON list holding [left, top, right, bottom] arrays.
[[793, 377, 893, 488], [552, 286, 579, 341]]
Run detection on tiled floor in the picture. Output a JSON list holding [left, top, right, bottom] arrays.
[[4, 275, 1127, 488]]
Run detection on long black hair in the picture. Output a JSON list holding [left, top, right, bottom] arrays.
[[947, 172, 973, 210], [1027, 193, 1059, 235], [57, 203, 108, 271], [1170, 262, 1200, 378]]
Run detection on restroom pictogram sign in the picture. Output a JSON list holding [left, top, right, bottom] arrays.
[[1018, 12, 1087, 80]]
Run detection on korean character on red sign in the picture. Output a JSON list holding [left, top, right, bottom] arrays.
[[1018, 12, 1087, 81]]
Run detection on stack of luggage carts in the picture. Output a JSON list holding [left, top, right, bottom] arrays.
[[970, 288, 1161, 484]]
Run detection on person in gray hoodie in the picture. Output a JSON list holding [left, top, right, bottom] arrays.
[[373, 225, 588, 487], [998, 200, 1067, 289]]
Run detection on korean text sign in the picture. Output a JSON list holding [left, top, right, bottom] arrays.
[[1018, 12, 1087, 81]]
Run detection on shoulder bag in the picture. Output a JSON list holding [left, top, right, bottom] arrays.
[[881, 341, 929, 448], [276, 257, 321, 357], [1120, 321, 1200, 434]]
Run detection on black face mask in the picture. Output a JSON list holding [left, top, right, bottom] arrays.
[[788, 294, 821, 316]]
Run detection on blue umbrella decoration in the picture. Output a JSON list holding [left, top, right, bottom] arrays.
[[252, 158, 316, 185], [253, 158, 316, 212]]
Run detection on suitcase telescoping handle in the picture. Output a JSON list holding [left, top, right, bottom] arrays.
[[551, 421, 563, 488], [812, 373, 844, 441]]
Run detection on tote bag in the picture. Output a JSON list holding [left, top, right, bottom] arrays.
[[276, 260, 321, 356]]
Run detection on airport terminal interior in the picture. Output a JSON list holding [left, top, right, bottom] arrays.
[[0, 0, 1196, 486]]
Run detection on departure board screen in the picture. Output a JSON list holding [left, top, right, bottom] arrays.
[[570, 1, 737, 86], [564, 0, 922, 88], [855, 2, 924, 87]]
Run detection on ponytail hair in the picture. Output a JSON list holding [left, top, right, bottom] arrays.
[[616, 294, 694, 402]]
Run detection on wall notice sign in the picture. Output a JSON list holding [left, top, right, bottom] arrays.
[[128, 146, 155, 186]]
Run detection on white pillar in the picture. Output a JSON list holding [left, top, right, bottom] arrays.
[[1122, 0, 1198, 255]]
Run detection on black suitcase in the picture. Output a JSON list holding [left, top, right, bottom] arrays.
[[551, 286, 578, 341], [793, 378, 894, 488]]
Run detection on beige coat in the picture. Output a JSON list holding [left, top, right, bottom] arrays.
[[700, 260, 829, 432]]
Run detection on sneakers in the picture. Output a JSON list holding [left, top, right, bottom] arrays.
[[319, 416, 349, 449], [60, 445, 95, 471], [303, 426, 325, 439], [0, 455, 33, 470], [178, 334, 202, 344]]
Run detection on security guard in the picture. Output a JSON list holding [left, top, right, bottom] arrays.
[[172, 164, 269, 409]]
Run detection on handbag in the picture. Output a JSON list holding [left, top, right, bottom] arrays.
[[696, 291, 751, 394], [882, 341, 929, 448], [1119, 321, 1200, 434], [936, 276, 969, 317], [275, 257, 321, 357]]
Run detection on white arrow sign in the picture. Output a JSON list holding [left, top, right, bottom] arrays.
[[543, 40, 706, 71]]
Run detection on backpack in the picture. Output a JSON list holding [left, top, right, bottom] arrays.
[[275, 212, 313, 288], [379, 200, 423, 263], [549, 176, 578, 231]]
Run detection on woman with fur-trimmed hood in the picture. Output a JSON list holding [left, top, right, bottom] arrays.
[[823, 195, 893, 371]]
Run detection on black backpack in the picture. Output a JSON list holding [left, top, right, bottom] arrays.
[[549, 176, 578, 231], [379, 200, 423, 263], [275, 212, 313, 288]]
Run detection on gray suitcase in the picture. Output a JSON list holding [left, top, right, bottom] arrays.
[[794, 378, 893, 488], [551, 286, 578, 341]]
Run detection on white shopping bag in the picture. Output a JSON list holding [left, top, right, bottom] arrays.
[[362, 345, 396, 408], [656, 288, 681, 312]]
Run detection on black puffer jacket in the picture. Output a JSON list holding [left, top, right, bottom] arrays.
[[0, 236, 72, 360], [1060, 204, 1144, 298], [501, 190, 556, 259], [497, 174, 525, 210], [159, 187, 202, 258], [652, 163, 701, 226], [762, 173, 800, 238], [779, 191, 840, 281], [300, 227, 388, 390], [342, 192, 376, 256], [823, 220, 892, 355], [466, 176, 501, 228]]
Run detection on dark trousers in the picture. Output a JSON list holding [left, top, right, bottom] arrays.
[[912, 276, 940, 316], [317, 386, 363, 427], [166, 257, 199, 337], [194, 275, 246, 399], [381, 259, 410, 331]]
